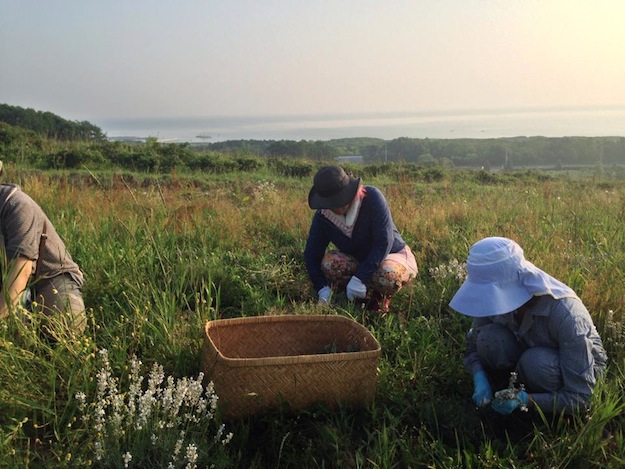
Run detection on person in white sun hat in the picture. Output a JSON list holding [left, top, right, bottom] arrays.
[[449, 236, 607, 415]]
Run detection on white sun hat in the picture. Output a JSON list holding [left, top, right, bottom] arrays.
[[449, 237, 576, 317]]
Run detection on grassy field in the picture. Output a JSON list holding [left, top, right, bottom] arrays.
[[0, 164, 624, 468]]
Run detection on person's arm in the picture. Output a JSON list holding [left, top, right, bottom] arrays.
[[463, 318, 495, 407], [304, 212, 331, 292], [353, 188, 395, 284], [0, 256, 33, 318], [463, 318, 491, 374]]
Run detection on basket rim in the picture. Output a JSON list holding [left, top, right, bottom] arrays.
[[204, 314, 381, 367]]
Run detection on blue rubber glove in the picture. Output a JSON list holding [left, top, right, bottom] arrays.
[[472, 370, 493, 407], [21, 287, 33, 312], [346, 276, 367, 301], [491, 390, 528, 415], [318, 286, 332, 305]]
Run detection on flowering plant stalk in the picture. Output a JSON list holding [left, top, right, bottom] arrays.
[[75, 349, 232, 468], [428, 259, 468, 313], [428, 259, 468, 284]]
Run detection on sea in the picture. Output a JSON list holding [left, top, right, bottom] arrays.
[[94, 107, 625, 143]]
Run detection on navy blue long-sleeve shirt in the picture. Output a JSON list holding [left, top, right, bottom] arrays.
[[304, 186, 406, 292]]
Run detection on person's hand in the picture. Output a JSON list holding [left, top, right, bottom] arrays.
[[472, 370, 493, 407], [318, 286, 332, 305], [491, 390, 528, 414], [346, 276, 366, 301]]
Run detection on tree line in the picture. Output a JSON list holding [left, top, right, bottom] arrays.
[[0, 103, 105, 141], [1, 103, 624, 171], [207, 135, 625, 169]]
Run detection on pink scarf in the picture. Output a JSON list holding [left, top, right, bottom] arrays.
[[320, 191, 364, 238]]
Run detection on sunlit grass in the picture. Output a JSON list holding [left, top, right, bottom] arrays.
[[1, 166, 624, 467]]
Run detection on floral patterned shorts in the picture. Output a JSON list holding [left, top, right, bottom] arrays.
[[321, 248, 417, 296]]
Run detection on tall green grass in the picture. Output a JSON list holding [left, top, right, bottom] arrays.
[[1, 166, 624, 467]]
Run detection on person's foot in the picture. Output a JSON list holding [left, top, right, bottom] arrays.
[[367, 293, 391, 314], [374, 297, 392, 314]]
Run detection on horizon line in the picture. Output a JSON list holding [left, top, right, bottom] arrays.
[[91, 104, 625, 123]]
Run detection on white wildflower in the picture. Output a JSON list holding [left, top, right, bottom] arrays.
[[126, 355, 143, 422], [222, 432, 234, 445], [75, 392, 87, 411], [94, 440, 103, 462], [75, 349, 230, 466], [215, 423, 225, 442], [429, 258, 467, 283], [184, 443, 198, 469], [123, 451, 132, 468], [173, 430, 185, 459]]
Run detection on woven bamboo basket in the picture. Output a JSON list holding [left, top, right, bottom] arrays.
[[202, 314, 381, 419]]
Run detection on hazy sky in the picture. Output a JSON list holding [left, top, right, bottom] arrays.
[[1, 0, 624, 121]]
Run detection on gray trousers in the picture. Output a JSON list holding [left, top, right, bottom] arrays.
[[475, 323, 564, 392], [33, 273, 86, 336]]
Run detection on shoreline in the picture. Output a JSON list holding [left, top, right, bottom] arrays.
[[97, 107, 625, 143]]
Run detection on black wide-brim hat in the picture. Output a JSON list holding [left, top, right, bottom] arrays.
[[308, 165, 361, 209]]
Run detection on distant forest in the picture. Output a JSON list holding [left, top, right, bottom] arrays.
[[1, 103, 624, 172], [0, 103, 105, 141]]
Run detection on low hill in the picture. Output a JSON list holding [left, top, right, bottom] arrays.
[[0, 103, 105, 141]]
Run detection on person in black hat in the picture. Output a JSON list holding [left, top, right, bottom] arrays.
[[304, 165, 417, 313]]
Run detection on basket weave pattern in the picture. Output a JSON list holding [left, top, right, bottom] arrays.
[[202, 314, 381, 419]]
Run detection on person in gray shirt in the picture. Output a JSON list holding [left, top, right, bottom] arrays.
[[0, 182, 85, 337], [449, 236, 607, 415]]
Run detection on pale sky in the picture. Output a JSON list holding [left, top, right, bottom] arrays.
[[1, 0, 624, 122]]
